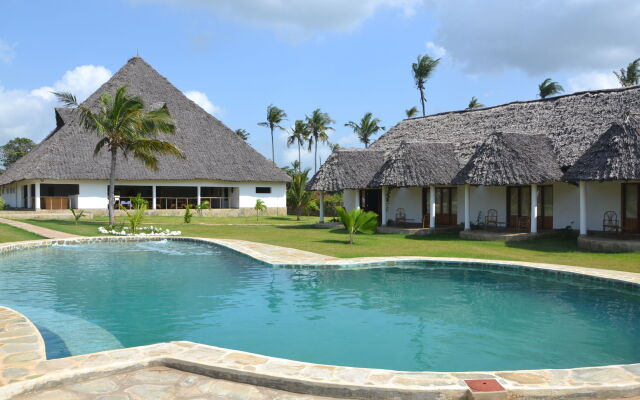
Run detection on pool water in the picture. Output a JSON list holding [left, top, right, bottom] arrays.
[[1, 240, 639, 372]]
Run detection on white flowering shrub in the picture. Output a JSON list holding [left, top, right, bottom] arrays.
[[98, 226, 181, 236]]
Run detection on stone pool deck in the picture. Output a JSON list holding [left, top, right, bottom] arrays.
[[1, 236, 640, 399]]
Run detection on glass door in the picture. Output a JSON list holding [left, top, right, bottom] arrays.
[[507, 186, 531, 228], [623, 183, 639, 233]]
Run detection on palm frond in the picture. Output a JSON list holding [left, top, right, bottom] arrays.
[[52, 92, 78, 108]]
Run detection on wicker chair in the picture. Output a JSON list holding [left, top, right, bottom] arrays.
[[602, 211, 620, 233], [485, 209, 498, 227], [395, 208, 407, 227]]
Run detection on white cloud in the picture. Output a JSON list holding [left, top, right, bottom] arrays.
[[134, 0, 422, 34], [427, 0, 640, 75], [425, 41, 446, 58], [0, 65, 112, 145], [568, 71, 619, 92], [0, 39, 16, 64], [184, 90, 221, 115]]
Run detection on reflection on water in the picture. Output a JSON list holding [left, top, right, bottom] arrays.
[[1, 241, 639, 372]]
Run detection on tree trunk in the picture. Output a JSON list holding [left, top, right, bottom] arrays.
[[420, 87, 426, 117], [297, 143, 301, 171], [314, 136, 318, 172], [348, 230, 354, 244], [108, 148, 117, 226], [270, 127, 275, 163]]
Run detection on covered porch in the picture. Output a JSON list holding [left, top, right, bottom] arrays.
[[113, 184, 240, 210]]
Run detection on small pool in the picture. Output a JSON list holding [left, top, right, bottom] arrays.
[[1, 240, 639, 372]]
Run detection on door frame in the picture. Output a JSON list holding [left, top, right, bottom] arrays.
[[422, 187, 457, 226], [622, 183, 640, 234]]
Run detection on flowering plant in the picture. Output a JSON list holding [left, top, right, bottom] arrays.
[[98, 225, 181, 236]]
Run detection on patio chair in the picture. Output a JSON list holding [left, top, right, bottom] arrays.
[[517, 216, 530, 232], [485, 209, 498, 227], [395, 208, 407, 227], [603, 211, 620, 233]]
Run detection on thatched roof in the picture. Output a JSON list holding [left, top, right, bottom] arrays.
[[564, 121, 640, 181], [453, 132, 563, 185], [371, 142, 459, 187], [0, 57, 290, 185], [372, 86, 640, 169], [306, 149, 386, 191]]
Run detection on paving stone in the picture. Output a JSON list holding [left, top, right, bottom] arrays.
[[3, 351, 41, 363], [69, 377, 120, 394], [497, 371, 548, 385]]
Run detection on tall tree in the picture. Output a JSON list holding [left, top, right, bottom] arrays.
[[286, 120, 310, 171], [257, 104, 287, 163], [328, 142, 341, 153], [412, 55, 440, 116], [538, 78, 565, 99], [467, 97, 484, 109], [305, 109, 334, 173], [405, 106, 419, 118], [54, 86, 184, 226], [614, 58, 640, 87], [345, 112, 385, 148], [287, 168, 314, 221], [0, 137, 36, 168], [234, 128, 250, 141]]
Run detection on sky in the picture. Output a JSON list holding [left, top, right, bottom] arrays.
[[1, 0, 639, 170]]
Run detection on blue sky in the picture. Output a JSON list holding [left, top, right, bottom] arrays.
[[1, 0, 638, 170]]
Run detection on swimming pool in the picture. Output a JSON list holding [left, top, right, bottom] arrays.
[[1, 240, 638, 372]]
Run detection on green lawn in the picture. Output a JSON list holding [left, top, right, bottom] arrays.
[[0, 223, 43, 243], [17, 218, 640, 273], [91, 215, 320, 225]]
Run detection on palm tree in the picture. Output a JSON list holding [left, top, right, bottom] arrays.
[[412, 55, 440, 116], [257, 104, 287, 163], [235, 128, 250, 141], [287, 169, 314, 221], [336, 206, 379, 244], [538, 78, 565, 99], [345, 112, 385, 148], [286, 120, 309, 171], [405, 106, 419, 118], [614, 58, 640, 87], [54, 86, 184, 226], [305, 109, 334, 172], [467, 97, 484, 109], [254, 199, 267, 222], [328, 142, 341, 153]]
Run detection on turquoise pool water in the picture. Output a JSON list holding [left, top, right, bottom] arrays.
[[0, 240, 639, 372]]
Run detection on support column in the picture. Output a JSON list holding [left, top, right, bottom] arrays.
[[464, 184, 470, 231], [152, 185, 157, 210], [26, 184, 32, 209], [429, 185, 436, 229], [381, 187, 387, 226], [319, 191, 325, 223], [197, 186, 201, 206], [579, 180, 587, 236], [530, 184, 538, 234], [354, 190, 361, 209], [34, 183, 41, 210]]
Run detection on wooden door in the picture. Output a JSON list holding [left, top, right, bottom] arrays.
[[537, 185, 553, 230], [623, 183, 639, 233], [507, 186, 531, 228]]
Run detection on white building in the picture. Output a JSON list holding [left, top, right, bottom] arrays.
[[0, 57, 289, 215], [308, 87, 640, 236]]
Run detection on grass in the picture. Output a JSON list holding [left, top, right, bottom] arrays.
[[16, 217, 640, 273], [0, 223, 43, 243], [90, 215, 321, 225]]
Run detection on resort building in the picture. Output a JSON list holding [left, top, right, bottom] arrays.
[[0, 57, 290, 215], [308, 86, 640, 235]]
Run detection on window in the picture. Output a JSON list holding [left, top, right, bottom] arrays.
[[256, 187, 271, 194]]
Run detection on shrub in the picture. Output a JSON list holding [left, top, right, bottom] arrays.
[[336, 206, 378, 244]]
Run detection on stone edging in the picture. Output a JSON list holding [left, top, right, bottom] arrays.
[[1, 236, 640, 399]]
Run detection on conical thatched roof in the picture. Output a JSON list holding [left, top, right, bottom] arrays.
[[0, 57, 290, 185], [564, 122, 640, 181], [453, 132, 562, 186], [306, 149, 386, 191], [371, 142, 459, 187]]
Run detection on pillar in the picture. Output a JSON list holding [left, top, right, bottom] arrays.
[[197, 185, 201, 206], [381, 187, 387, 226], [26, 184, 32, 209], [579, 180, 587, 236], [319, 191, 325, 223], [429, 185, 436, 229], [152, 185, 157, 210], [354, 190, 361, 209], [530, 184, 538, 234], [464, 184, 470, 231], [34, 183, 41, 210]]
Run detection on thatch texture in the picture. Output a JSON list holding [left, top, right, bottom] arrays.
[[453, 132, 562, 185], [564, 122, 640, 181], [371, 142, 459, 187], [0, 57, 290, 185], [371, 87, 640, 170], [306, 149, 386, 191]]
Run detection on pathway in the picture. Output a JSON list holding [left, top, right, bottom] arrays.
[[0, 219, 78, 240]]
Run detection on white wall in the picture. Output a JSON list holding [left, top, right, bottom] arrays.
[[343, 189, 358, 211], [0, 183, 19, 208], [586, 181, 621, 231], [468, 186, 507, 225], [388, 187, 422, 222], [237, 182, 286, 209], [553, 182, 579, 230]]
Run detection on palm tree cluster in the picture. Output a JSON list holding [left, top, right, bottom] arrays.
[[614, 58, 640, 87]]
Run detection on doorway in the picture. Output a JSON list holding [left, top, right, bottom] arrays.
[[623, 183, 639, 233], [421, 187, 457, 226]]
